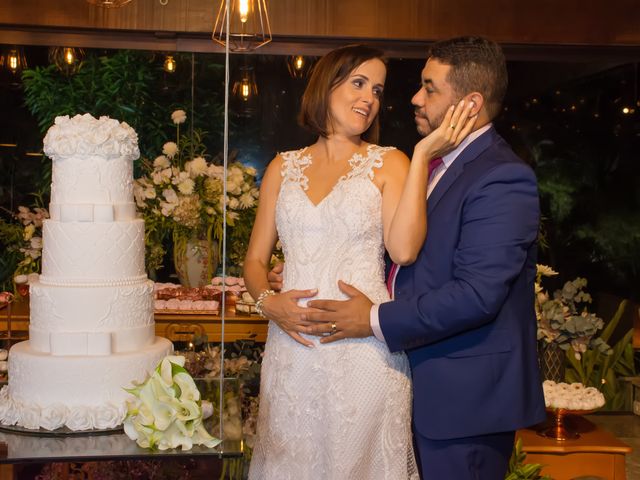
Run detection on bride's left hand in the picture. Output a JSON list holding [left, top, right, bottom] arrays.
[[303, 281, 374, 343], [414, 99, 477, 163]]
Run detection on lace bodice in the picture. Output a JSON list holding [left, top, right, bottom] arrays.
[[276, 144, 393, 306], [249, 144, 417, 480]]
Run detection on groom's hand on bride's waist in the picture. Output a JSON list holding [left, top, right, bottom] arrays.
[[304, 280, 374, 344]]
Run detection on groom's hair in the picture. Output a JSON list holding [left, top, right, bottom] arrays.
[[429, 36, 507, 121], [299, 44, 385, 144]]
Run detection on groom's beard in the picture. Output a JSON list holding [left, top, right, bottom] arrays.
[[415, 106, 448, 137]]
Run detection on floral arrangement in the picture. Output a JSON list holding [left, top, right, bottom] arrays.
[[123, 355, 221, 451], [133, 110, 259, 279], [535, 264, 611, 359], [0, 204, 48, 291]]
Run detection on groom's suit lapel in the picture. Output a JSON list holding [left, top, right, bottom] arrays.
[[427, 127, 499, 214]]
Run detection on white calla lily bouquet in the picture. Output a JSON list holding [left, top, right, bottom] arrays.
[[123, 355, 221, 451]]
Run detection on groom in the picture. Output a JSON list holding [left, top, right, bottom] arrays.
[[299, 36, 546, 479]]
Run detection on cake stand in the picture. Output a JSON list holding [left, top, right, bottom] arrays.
[[538, 407, 597, 441]]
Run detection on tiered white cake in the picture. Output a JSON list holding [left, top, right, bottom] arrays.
[[0, 114, 173, 431]]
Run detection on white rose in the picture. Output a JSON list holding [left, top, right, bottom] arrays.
[[40, 405, 68, 431], [65, 407, 94, 430], [0, 361, 7, 372], [0, 349, 7, 361], [228, 197, 239, 210], [162, 142, 179, 159], [171, 110, 187, 125], [93, 403, 125, 429], [0, 398, 19, 425], [246, 166, 257, 176], [18, 404, 42, 430]]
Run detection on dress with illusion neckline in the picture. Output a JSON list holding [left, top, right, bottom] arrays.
[[248, 144, 418, 480]]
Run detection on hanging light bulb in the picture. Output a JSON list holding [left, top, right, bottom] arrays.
[[1, 47, 27, 75], [212, 0, 272, 52], [49, 47, 84, 75], [86, 0, 133, 7], [287, 55, 312, 79], [232, 65, 259, 116], [163, 55, 177, 73]]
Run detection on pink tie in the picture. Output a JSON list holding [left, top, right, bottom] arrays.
[[386, 157, 443, 296], [428, 156, 444, 181]]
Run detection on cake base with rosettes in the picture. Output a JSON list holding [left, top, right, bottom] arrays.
[[0, 337, 173, 432]]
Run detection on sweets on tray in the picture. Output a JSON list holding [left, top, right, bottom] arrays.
[[542, 380, 605, 410]]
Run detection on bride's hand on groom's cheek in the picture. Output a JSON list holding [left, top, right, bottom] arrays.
[[304, 280, 373, 344]]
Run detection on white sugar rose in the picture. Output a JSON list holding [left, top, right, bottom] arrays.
[[65, 407, 94, 430], [40, 405, 68, 431], [93, 403, 125, 429], [18, 405, 42, 430]]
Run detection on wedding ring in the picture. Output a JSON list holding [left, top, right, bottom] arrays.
[[330, 322, 337, 335], [450, 124, 456, 129]]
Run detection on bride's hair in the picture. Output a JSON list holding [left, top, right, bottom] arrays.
[[298, 44, 386, 144]]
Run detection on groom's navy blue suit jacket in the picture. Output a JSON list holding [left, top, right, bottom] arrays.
[[380, 127, 546, 440]]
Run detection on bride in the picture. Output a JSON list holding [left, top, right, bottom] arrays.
[[243, 44, 474, 479]]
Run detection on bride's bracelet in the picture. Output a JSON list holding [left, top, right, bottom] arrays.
[[255, 289, 276, 318]]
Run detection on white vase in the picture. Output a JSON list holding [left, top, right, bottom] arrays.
[[174, 237, 218, 288]]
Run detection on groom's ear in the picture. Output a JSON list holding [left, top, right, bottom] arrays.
[[465, 92, 484, 117]]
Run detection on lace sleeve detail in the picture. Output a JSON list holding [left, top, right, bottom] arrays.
[[280, 148, 312, 191]]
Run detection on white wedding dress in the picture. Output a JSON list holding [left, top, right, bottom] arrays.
[[248, 145, 418, 480]]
